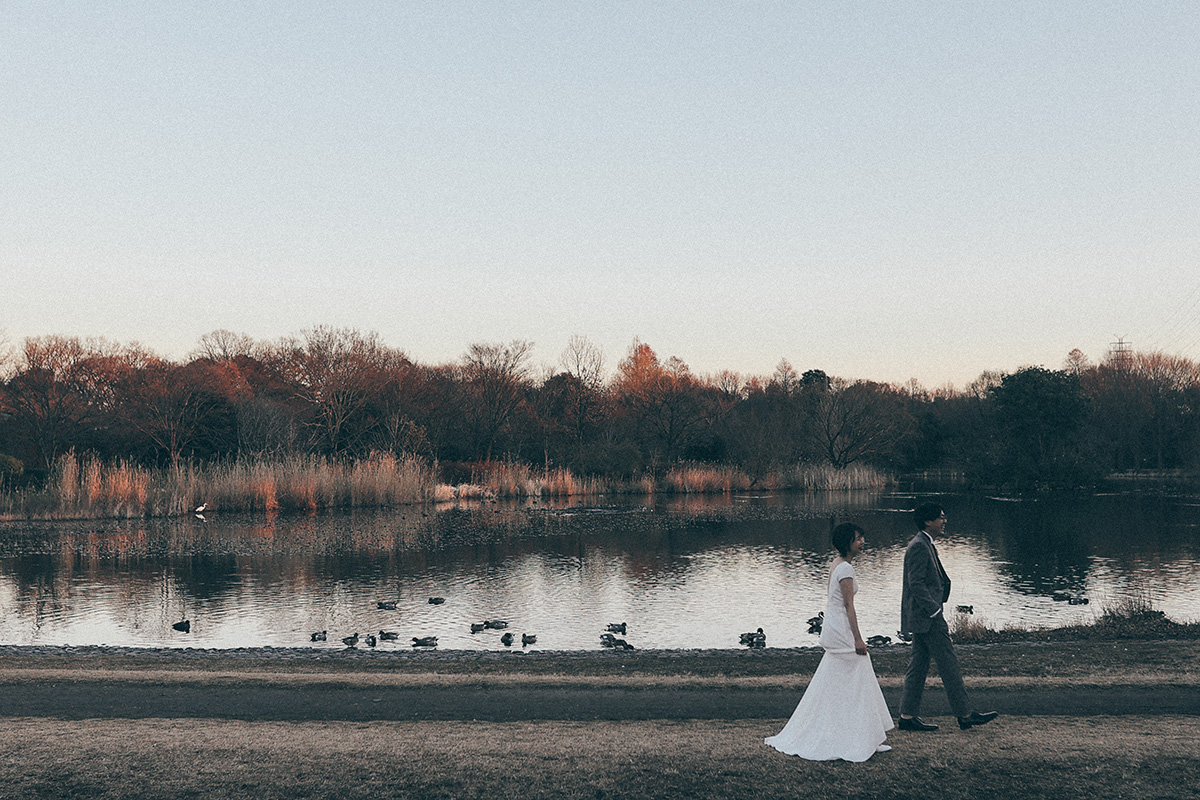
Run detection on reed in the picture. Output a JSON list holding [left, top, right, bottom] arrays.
[[787, 462, 889, 491], [663, 464, 753, 493], [0, 452, 890, 520], [0, 451, 438, 519], [949, 609, 997, 642]]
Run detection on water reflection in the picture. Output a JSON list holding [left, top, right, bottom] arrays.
[[0, 491, 1197, 650]]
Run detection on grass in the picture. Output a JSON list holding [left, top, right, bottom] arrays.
[[0, 714, 1194, 800], [0, 452, 891, 520], [437, 461, 889, 503], [0, 451, 437, 519], [948, 593, 1199, 644]]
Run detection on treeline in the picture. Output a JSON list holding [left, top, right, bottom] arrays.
[[1, 329, 1198, 492]]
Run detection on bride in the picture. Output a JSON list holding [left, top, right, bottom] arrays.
[[764, 522, 894, 761]]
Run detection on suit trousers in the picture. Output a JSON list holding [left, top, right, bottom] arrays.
[[899, 614, 970, 718]]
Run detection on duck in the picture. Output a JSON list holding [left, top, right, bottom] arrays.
[[867, 635, 892, 647], [955, 605, 974, 614], [1068, 597, 1090, 605], [522, 633, 537, 646], [500, 632, 514, 646], [806, 612, 824, 627], [310, 630, 327, 642], [606, 622, 627, 634], [378, 630, 399, 641], [484, 620, 509, 630], [411, 636, 438, 647], [610, 638, 634, 650], [470, 622, 487, 633], [342, 633, 360, 647], [365, 634, 377, 647], [172, 620, 191, 633], [376, 601, 398, 610], [600, 633, 617, 646], [739, 628, 766, 647], [807, 616, 823, 635], [428, 597, 445, 605], [896, 630, 913, 643]]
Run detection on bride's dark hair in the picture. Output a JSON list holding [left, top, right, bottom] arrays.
[[831, 522, 864, 557]]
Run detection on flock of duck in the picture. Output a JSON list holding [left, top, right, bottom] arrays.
[[739, 615, 892, 649], [299, 596, 628, 651], [735, 599, 1092, 650], [172, 589, 1089, 649]]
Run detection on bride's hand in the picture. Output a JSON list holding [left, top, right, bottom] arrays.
[[854, 638, 867, 655]]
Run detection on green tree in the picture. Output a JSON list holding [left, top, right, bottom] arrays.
[[991, 367, 1095, 488]]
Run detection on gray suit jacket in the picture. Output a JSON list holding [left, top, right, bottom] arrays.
[[900, 532, 951, 634]]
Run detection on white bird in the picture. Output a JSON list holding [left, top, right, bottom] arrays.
[[195, 503, 207, 513]]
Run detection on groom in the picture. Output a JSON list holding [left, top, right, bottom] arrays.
[[898, 502, 999, 732]]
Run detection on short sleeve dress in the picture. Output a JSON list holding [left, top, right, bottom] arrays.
[[764, 561, 894, 761]]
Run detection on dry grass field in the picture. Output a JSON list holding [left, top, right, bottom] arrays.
[[0, 714, 1195, 800]]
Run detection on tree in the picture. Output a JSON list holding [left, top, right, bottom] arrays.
[[193, 330, 256, 362], [460, 340, 534, 461], [267, 327, 399, 456], [0, 336, 139, 470], [1063, 348, 1091, 376], [771, 359, 799, 396], [991, 366, 1094, 487], [557, 335, 607, 471], [809, 379, 912, 468], [116, 357, 246, 466], [611, 340, 709, 468]]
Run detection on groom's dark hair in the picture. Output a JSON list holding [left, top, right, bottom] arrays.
[[831, 523, 864, 557], [913, 502, 944, 530]]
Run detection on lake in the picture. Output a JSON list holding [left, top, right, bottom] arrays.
[[1, 490, 1197, 650]]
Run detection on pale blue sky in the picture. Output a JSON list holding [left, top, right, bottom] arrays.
[[4, 2, 1199, 387]]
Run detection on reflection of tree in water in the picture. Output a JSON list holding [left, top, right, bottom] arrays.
[[0, 496, 878, 604], [955, 493, 1200, 599], [4, 493, 1193, 646]]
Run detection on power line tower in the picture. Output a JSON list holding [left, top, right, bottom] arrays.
[[1109, 336, 1132, 370]]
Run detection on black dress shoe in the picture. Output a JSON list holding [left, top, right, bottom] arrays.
[[958, 711, 999, 730], [897, 716, 938, 731]]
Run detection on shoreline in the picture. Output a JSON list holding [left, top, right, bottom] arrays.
[[3, 636, 1197, 682]]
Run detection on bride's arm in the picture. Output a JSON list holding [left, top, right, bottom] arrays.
[[840, 576, 867, 655]]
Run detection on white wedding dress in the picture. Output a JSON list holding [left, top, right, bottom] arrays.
[[764, 560, 894, 761]]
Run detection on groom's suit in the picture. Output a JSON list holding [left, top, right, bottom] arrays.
[[900, 532, 950, 634], [899, 531, 970, 718]]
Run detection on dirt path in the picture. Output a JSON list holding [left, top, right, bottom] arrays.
[[2, 640, 1198, 722], [3, 680, 1198, 721]]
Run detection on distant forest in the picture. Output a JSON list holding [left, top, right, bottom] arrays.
[[2, 327, 1198, 491]]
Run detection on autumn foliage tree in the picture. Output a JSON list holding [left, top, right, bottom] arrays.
[[611, 340, 710, 469], [0, 336, 139, 470], [116, 357, 246, 466]]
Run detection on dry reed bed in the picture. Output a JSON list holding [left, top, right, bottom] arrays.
[[0, 453, 889, 520]]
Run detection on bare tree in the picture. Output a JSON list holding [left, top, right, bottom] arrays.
[[810, 378, 912, 468], [557, 335, 606, 471], [461, 340, 534, 461], [267, 327, 398, 455], [193, 330, 256, 362], [771, 358, 799, 395]]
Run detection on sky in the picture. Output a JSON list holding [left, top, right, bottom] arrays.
[[3, 1, 1199, 389]]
